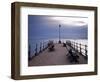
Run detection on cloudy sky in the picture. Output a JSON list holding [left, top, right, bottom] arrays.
[[28, 15, 88, 40]]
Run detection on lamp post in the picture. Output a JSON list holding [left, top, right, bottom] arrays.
[[59, 24, 61, 43]]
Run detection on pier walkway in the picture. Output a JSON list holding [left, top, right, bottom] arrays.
[[28, 43, 87, 66]]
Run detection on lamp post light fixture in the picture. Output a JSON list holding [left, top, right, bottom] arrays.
[[59, 24, 61, 43]]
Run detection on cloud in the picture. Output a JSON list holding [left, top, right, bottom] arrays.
[[50, 16, 88, 27]]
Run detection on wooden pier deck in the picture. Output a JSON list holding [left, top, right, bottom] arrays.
[[28, 43, 87, 66]]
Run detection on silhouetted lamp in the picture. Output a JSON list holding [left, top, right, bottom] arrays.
[[59, 24, 61, 43]]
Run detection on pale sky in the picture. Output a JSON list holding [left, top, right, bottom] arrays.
[[28, 15, 88, 40], [50, 16, 88, 27]]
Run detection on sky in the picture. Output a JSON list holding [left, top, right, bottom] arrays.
[[28, 15, 88, 40]]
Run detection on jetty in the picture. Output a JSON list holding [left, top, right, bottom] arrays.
[[28, 40, 88, 66]]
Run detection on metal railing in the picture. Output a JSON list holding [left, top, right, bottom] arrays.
[[28, 41, 49, 60], [66, 40, 88, 59]]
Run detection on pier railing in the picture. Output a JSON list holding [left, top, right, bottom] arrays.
[[66, 41, 88, 59], [29, 40, 88, 60], [28, 41, 49, 60]]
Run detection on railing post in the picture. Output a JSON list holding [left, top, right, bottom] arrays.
[[46, 42, 47, 49], [43, 42, 44, 51], [74, 42, 76, 50], [85, 45, 87, 59], [71, 41, 72, 47], [75, 42, 77, 50], [80, 43, 82, 54], [76, 43, 78, 52], [40, 42, 42, 53], [72, 41, 73, 47], [78, 43, 79, 52], [72, 41, 74, 47], [35, 43, 38, 56], [44, 42, 45, 50], [47, 41, 48, 47], [74, 42, 75, 49]]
